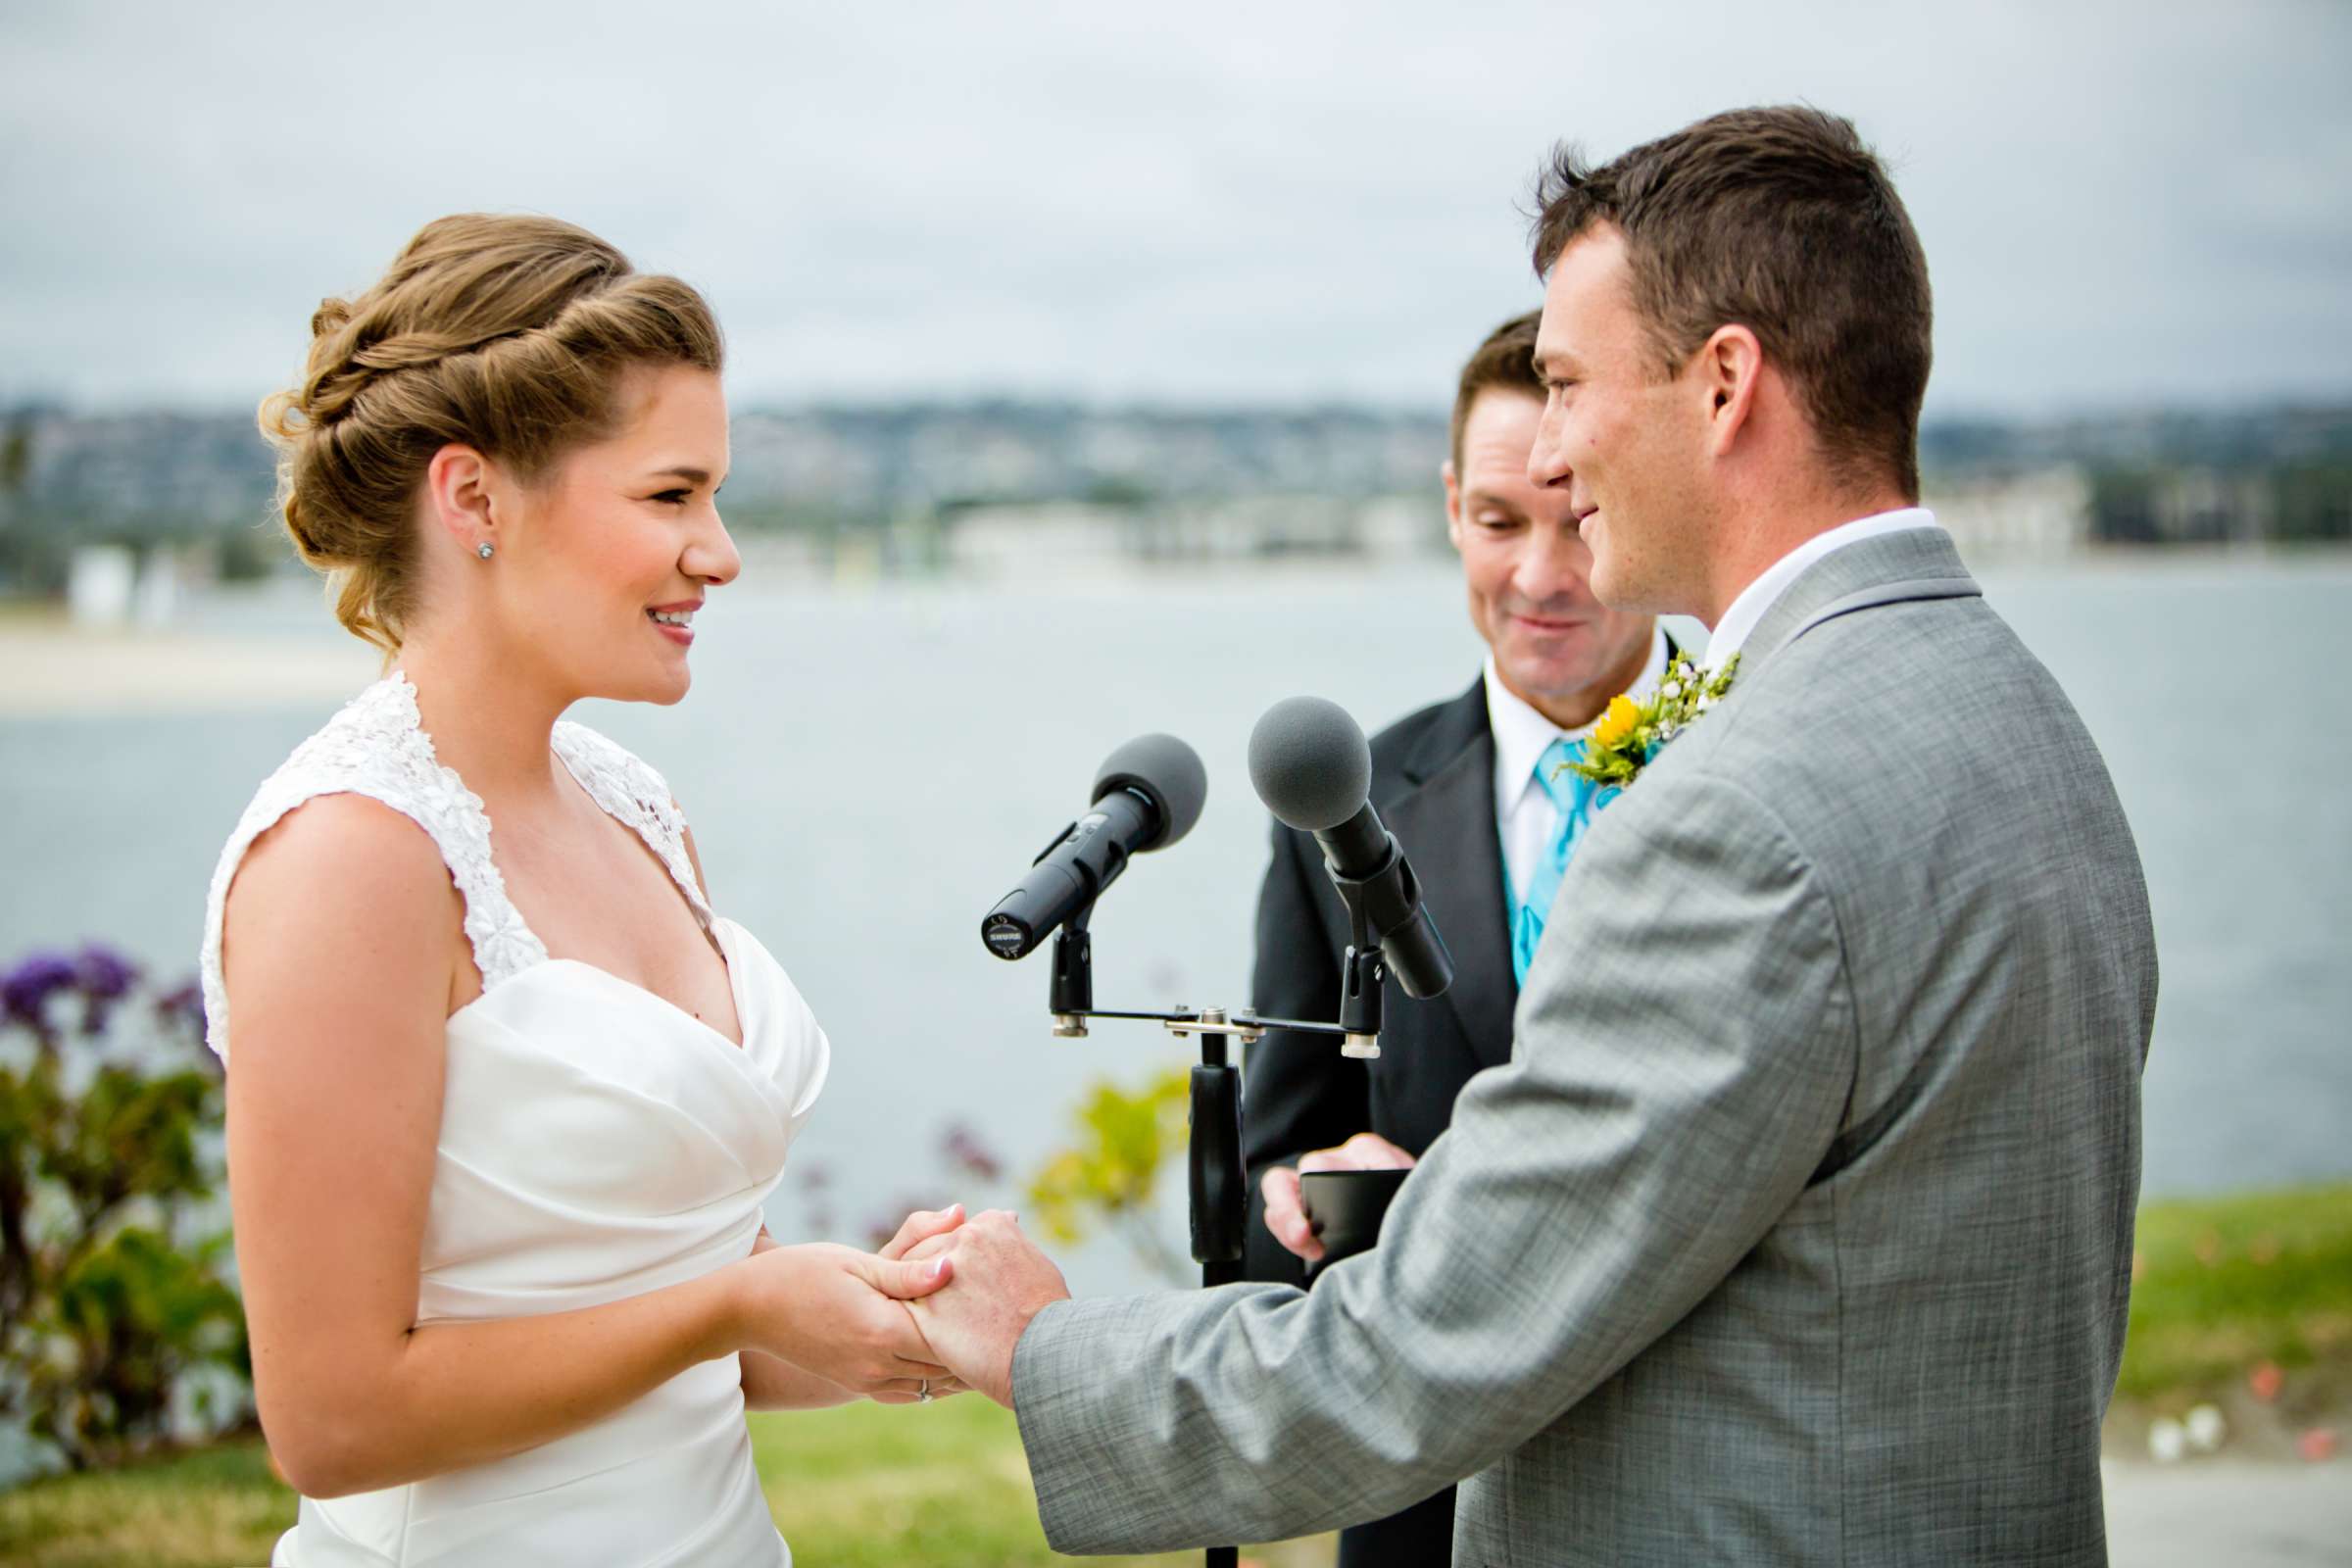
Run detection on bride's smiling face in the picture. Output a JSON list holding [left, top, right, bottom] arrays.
[[458, 365, 739, 706]]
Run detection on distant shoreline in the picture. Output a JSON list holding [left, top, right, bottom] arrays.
[[1, 544, 2344, 721]]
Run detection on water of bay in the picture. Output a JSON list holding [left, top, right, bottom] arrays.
[[3, 552, 2346, 1294]]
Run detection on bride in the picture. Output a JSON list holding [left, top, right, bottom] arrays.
[[201, 213, 962, 1566]]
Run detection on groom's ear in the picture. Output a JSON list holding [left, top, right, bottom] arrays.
[[1694, 324, 1765, 458]]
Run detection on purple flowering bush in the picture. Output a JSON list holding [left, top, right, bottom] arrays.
[[0, 944, 247, 1471]]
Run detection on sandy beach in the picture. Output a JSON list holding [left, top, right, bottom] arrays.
[[0, 613, 377, 719]]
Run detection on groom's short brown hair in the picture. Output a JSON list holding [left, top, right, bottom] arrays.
[[1529, 106, 1933, 501]]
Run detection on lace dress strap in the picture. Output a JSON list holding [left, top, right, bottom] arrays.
[[198, 674, 547, 1063], [550, 721, 713, 931]]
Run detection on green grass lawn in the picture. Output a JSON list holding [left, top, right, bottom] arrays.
[[3, 1185, 2344, 1567], [0, 1396, 1330, 1568], [2118, 1184, 2352, 1407]]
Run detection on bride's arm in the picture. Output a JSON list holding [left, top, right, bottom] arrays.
[[740, 1350, 857, 1410], [740, 1225, 858, 1410], [222, 796, 953, 1499]]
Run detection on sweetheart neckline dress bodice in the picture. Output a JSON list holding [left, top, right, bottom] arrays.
[[200, 674, 827, 1567]]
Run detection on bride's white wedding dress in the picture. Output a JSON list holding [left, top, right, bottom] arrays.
[[200, 673, 828, 1567]]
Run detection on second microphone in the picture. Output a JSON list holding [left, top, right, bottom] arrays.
[[1248, 696, 1453, 1000]]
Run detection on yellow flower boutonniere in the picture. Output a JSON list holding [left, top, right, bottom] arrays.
[[1561, 652, 1740, 794], [1592, 694, 1642, 753]]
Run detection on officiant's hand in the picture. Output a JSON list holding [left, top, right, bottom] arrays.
[[1260, 1131, 1416, 1264], [903, 1209, 1070, 1407], [731, 1237, 956, 1398]]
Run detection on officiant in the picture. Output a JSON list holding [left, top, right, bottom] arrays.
[[1240, 309, 1670, 1567]]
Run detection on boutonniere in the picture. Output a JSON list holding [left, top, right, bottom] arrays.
[[1560, 652, 1740, 794]]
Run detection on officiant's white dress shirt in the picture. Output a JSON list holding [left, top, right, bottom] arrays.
[[1485, 624, 1669, 906], [1704, 507, 1943, 673]]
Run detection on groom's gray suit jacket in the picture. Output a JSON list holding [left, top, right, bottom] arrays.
[[1008, 527, 2157, 1565]]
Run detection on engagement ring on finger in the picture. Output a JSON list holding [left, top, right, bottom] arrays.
[[918, 1380, 933, 1403]]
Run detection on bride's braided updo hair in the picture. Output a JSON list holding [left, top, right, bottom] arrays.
[[259, 214, 723, 654]]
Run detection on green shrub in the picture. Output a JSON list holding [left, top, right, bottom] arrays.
[[1025, 1068, 1194, 1285], [0, 947, 247, 1472]]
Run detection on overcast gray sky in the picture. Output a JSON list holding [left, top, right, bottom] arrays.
[[4, 0, 2346, 417]]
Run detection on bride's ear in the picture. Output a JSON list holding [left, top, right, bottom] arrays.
[[423, 444, 498, 559]]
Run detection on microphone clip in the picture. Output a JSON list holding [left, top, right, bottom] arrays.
[[1323, 830, 1432, 1058], [1048, 906, 1093, 1038]]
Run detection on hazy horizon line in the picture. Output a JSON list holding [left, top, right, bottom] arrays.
[[7, 389, 2350, 427]]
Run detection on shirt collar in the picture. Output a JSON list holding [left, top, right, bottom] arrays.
[[1486, 623, 1669, 821], [1705, 508, 1942, 673]]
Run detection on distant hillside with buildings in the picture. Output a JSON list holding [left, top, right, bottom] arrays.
[[3, 399, 2346, 608]]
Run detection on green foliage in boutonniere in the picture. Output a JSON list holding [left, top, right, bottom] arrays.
[[1560, 652, 1740, 793]]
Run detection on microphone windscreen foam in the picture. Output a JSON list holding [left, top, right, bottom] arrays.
[[1249, 696, 1372, 832], [1092, 733, 1209, 851]]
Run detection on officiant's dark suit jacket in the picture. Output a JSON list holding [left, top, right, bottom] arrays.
[[1241, 676, 1517, 1565], [1242, 675, 1517, 1283]]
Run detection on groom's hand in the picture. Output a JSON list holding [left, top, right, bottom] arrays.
[[1259, 1131, 1416, 1264], [904, 1210, 1069, 1407]]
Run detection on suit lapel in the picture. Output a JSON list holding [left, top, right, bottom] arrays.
[[1389, 683, 1517, 1069]]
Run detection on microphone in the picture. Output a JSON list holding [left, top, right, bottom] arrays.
[[1248, 696, 1453, 1000], [980, 733, 1208, 961]]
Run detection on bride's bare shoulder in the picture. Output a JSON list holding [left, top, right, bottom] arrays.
[[224, 794, 461, 990], [237, 791, 450, 892]]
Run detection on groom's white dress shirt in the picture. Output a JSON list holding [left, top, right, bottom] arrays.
[[1705, 507, 1942, 673], [1484, 627, 1668, 906]]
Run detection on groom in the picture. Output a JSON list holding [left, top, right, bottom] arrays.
[[913, 106, 2157, 1564]]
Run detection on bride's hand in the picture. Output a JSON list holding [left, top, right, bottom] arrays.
[[863, 1203, 974, 1400], [731, 1242, 956, 1396], [878, 1202, 967, 1262]]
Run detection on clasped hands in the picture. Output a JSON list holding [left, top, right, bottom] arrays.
[[734, 1129, 1408, 1409], [891, 1127, 1414, 1400], [732, 1203, 1070, 1408]]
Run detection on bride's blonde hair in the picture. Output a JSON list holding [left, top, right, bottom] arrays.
[[258, 214, 723, 655]]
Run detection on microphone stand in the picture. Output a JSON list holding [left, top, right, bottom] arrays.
[[1044, 892, 1388, 1568]]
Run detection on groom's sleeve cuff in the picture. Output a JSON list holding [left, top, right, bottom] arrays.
[[1015, 1293, 1199, 1555], [1008, 1295, 1076, 1418], [1010, 1296, 1101, 1552]]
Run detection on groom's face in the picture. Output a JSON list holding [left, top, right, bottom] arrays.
[[1529, 227, 1711, 614]]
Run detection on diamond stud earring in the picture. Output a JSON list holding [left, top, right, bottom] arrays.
[[476, 542, 495, 561]]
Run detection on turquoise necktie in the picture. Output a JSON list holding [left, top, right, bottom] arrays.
[[1509, 736, 1606, 983]]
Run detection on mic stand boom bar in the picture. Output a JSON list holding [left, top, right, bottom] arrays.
[[1043, 909, 1376, 1568]]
